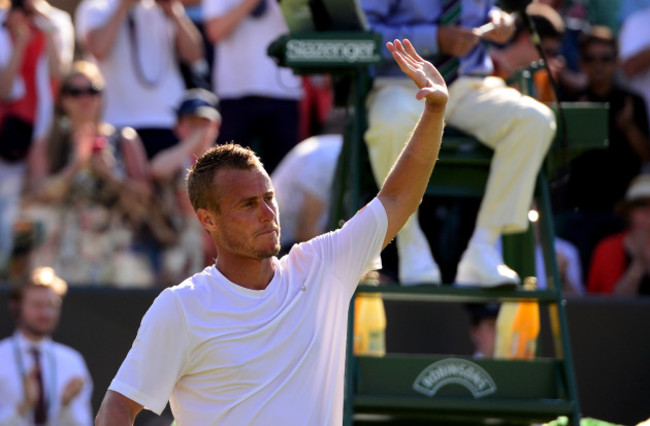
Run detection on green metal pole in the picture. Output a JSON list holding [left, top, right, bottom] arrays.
[[536, 171, 581, 426]]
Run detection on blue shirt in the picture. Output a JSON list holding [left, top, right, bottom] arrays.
[[360, 0, 498, 79]]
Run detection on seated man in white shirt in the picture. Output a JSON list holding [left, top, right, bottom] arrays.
[[0, 267, 93, 426]]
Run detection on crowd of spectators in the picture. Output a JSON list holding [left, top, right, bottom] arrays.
[[1, 0, 650, 297]]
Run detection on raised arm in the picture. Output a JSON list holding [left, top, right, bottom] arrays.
[[204, 0, 261, 43], [81, 0, 133, 61], [157, 0, 203, 63], [95, 390, 143, 426], [376, 39, 448, 249]]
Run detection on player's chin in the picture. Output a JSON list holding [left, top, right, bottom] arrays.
[[255, 242, 281, 259]]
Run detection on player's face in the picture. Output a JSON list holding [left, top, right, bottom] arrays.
[[212, 167, 281, 260], [19, 287, 62, 338]]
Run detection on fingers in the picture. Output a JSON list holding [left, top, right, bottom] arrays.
[[403, 39, 424, 63], [387, 39, 419, 68]]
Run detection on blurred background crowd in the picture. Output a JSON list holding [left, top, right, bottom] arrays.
[[1, 0, 650, 298]]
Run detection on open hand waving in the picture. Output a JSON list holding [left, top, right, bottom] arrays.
[[386, 39, 449, 110]]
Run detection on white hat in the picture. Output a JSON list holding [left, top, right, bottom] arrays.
[[625, 175, 650, 202]]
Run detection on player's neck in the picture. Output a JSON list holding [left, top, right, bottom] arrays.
[[215, 256, 275, 291]]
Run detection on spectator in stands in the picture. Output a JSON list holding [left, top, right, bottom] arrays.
[[149, 88, 220, 285], [360, 0, 555, 287], [203, 0, 303, 174], [75, 0, 204, 160], [0, 266, 93, 425], [490, 2, 585, 102], [465, 302, 499, 358], [0, 0, 74, 276], [560, 25, 650, 278], [588, 174, 650, 296], [21, 60, 156, 287], [271, 134, 342, 253], [619, 6, 650, 128]]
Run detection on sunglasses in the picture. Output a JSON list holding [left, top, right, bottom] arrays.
[[61, 85, 102, 97], [583, 54, 615, 64]]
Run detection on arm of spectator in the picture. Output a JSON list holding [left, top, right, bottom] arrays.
[[24, 136, 50, 190], [612, 231, 650, 295], [150, 121, 218, 180], [438, 26, 481, 58], [31, 4, 73, 79], [25, 127, 94, 203], [551, 56, 588, 95], [56, 374, 93, 426], [203, 0, 261, 43], [95, 390, 143, 426], [376, 39, 447, 248], [479, 8, 515, 45], [81, 0, 134, 61], [119, 126, 151, 186], [158, 0, 203, 63], [621, 46, 650, 77], [0, 11, 30, 100], [613, 257, 646, 296], [616, 96, 650, 162]]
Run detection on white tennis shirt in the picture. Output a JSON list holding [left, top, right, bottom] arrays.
[[109, 198, 387, 425]]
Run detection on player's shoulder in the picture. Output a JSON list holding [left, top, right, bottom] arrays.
[[163, 265, 218, 300]]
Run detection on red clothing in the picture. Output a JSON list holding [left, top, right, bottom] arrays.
[[587, 232, 627, 294], [0, 26, 47, 125]]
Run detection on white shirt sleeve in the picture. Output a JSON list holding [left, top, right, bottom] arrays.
[[75, 0, 118, 40], [109, 289, 190, 414], [202, 0, 237, 20], [314, 198, 387, 292]]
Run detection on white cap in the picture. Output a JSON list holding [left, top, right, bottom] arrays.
[[625, 175, 650, 202]]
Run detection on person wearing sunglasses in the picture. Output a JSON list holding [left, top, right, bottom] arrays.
[[19, 60, 157, 287], [559, 26, 650, 281]]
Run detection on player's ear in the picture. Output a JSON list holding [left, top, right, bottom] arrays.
[[197, 208, 218, 232]]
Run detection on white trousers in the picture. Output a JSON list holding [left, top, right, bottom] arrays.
[[365, 75, 556, 237]]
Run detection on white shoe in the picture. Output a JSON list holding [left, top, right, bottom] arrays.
[[455, 243, 520, 288], [399, 259, 442, 286], [398, 245, 442, 285], [396, 212, 442, 286]]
